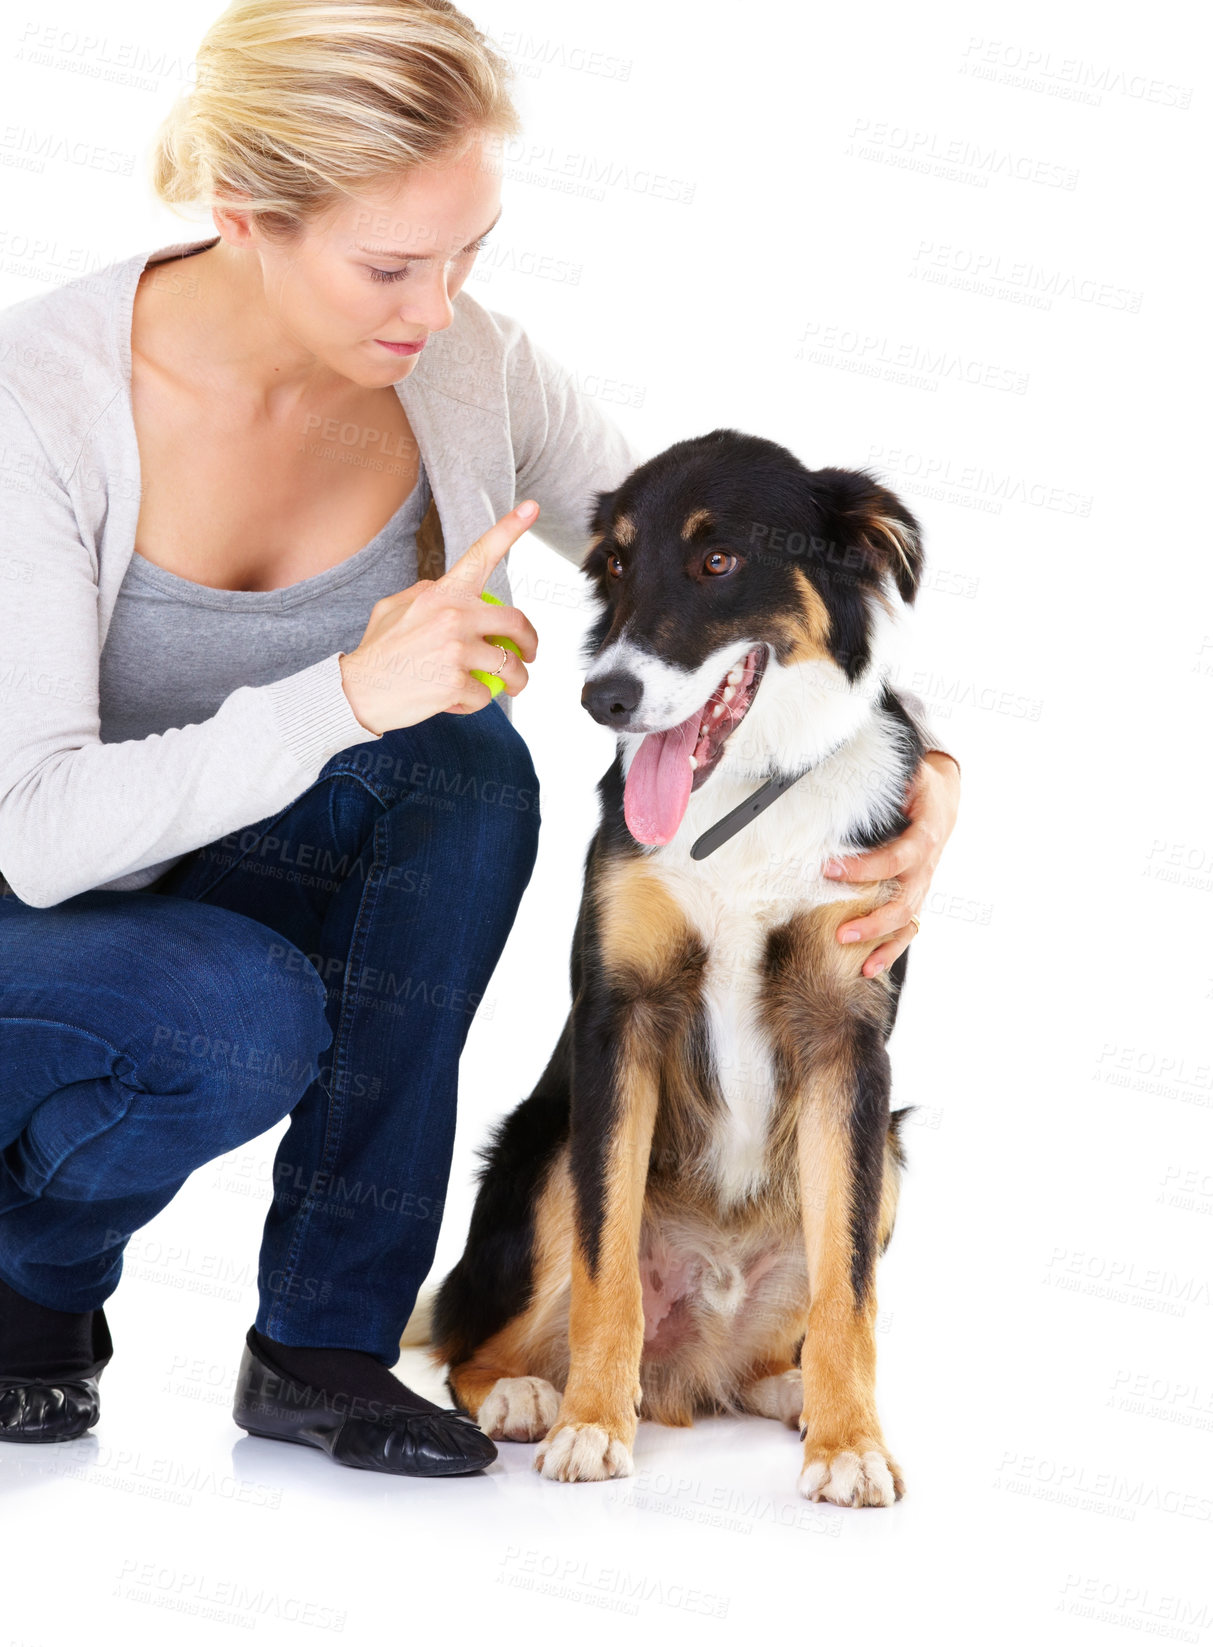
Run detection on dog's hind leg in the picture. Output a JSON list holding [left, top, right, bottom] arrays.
[[739, 1356, 804, 1426], [428, 1017, 572, 1364], [445, 1151, 579, 1440], [448, 1332, 562, 1443]]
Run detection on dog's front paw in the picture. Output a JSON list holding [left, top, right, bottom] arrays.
[[798, 1441, 904, 1507], [535, 1420, 634, 1482], [477, 1376, 562, 1442]]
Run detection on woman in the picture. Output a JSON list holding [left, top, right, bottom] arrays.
[[0, 0, 960, 1476]]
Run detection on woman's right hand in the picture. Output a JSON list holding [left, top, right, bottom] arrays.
[[338, 500, 542, 733]]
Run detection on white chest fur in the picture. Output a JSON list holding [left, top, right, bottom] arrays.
[[632, 710, 909, 1206]]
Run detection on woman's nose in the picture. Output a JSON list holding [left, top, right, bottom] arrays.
[[399, 267, 457, 333]]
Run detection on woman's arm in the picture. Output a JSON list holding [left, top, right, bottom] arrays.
[[0, 386, 378, 907], [500, 316, 644, 560]]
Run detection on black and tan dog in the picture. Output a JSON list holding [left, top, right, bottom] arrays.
[[425, 429, 929, 1506]]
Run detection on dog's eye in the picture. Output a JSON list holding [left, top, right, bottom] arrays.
[[607, 553, 624, 578], [703, 552, 737, 576]]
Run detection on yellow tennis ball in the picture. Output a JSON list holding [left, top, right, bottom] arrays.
[[469, 589, 522, 698]]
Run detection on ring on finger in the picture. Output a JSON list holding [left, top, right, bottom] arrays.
[[489, 643, 510, 680]]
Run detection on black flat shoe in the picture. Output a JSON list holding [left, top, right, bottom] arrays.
[[232, 1329, 497, 1477], [0, 1311, 112, 1445]]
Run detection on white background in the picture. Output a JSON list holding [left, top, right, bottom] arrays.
[[2, 0, 1210, 1641]]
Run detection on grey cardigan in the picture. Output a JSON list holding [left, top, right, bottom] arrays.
[[0, 235, 951, 909]]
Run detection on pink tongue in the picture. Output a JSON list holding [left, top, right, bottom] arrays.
[[623, 702, 703, 844]]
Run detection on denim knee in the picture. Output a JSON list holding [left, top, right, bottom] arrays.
[[323, 700, 541, 859], [471, 708, 542, 857], [2, 901, 333, 1204], [129, 903, 332, 1149]]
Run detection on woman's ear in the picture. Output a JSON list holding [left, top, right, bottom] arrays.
[[807, 466, 923, 606]]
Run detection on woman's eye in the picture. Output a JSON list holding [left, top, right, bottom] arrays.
[[703, 551, 737, 576], [366, 237, 491, 285]]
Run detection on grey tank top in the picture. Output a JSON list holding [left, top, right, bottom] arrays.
[[99, 461, 430, 743]]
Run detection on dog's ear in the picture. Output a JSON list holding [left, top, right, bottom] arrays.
[[578, 485, 621, 578], [807, 467, 923, 606], [587, 485, 620, 539]]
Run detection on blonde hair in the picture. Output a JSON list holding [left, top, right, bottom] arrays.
[[149, 0, 521, 238]]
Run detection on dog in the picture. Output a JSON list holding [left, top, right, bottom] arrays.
[[425, 428, 928, 1507]]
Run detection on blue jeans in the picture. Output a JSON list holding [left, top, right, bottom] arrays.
[[0, 699, 540, 1363]]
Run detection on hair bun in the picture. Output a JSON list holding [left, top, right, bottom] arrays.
[[147, 0, 521, 235]]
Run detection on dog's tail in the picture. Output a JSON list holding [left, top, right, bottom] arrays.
[[399, 1281, 440, 1349], [888, 1103, 916, 1168], [877, 1106, 916, 1256]]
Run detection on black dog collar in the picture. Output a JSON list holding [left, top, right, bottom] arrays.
[[689, 737, 851, 860]]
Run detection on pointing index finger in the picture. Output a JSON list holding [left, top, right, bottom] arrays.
[[439, 500, 540, 599]]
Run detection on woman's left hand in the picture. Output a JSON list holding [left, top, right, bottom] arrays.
[[823, 752, 962, 978]]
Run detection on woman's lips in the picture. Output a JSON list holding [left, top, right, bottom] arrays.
[[375, 338, 425, 355]]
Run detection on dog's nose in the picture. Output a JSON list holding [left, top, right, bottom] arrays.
[[582, 672, 644, 727]]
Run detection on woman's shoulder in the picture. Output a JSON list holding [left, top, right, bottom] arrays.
[[0, 246, 139, 374], [0, 245, 142, 460], [412, 284, 519, 407], [418, 287, 576, 432]]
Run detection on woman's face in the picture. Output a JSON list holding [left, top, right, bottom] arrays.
[[240, 131, 503, 389]]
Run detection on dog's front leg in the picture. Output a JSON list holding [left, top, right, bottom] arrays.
[[534, 1005, 658, 1483], [795, 1019, 905, 1507]]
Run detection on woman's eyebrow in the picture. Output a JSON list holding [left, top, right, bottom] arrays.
[[355, 207, 503, 259]]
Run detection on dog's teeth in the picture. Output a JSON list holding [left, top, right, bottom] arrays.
[[688, 755, 698, 770], [722, 686, 736, 704], [711, 703, 726, 719], [699, 724, 708, 736], [727, 668, 743, 685]]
